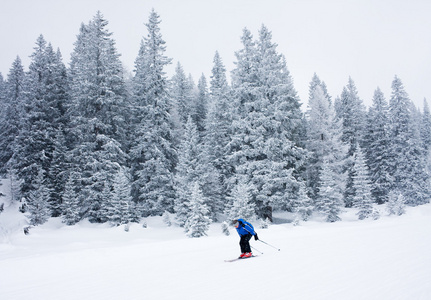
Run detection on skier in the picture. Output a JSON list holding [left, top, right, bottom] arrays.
[[233, 219, 259, 258]]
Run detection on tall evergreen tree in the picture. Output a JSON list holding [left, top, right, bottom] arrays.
[[184, 181, 211, 238], [335, 77, 367, 207], [315, 159, 344, 222], [26, 169, 51, 226], [229, 25, 307, 220], [129, 9, 176, 217], [108, 167, 133, 226], [204, 51, 233, 201], [305, 77, 347, 201], [0, 57, 25, 176], [388, 76, 430, 206], [11, 36, 69, 217], [364, 88, 392, 204], [68, 12, 128, 222], [421, 99, 431, 180], [61, 171, 82, 225], [291, 182, 313, 223], [170, 62, 195, 127], [352, 145, 374, 220], [421, 99, 431, 151], [174, 117, 202, 226], [193, 74, 208, 134]]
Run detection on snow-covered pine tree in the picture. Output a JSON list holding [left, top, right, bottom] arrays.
[[221, 221, 230, 236], [229, 25, 307, 220], [68, 12, 128, 222], [421, 99, 431, 181], [204, 51, 233, 203], [192, 74, 208, 134], [174, 117, 202, 226], [11, 37, 69, 215], [421, 99, 431, 152], [291, 181, 313, 223], [0, 57, 25, 176], [308, 73, 331, 104], [185, 181, 211, 238], [108, 167, 133, 226], [225, 179, 257, 221], [387, 191, 406, 216], [352, 145, 374, 220], [305, 77, 347, 202], [335, 77, 367, 207], [0, 73, 5, 180], [315, 159, 344, 222], [199, 146, 224, 221], [129, 9, 176, 217], [363, 88, 392, 204], [49, 129, 70, 217], [170, 62, 195, 127], [162, 211, 172, 226], [388, 76, 430, 206], [0, 72, 4, 108], [26, 169, 51, 226], [61, 172, 81, 225]]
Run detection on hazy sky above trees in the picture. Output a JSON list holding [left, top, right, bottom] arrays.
[[1, 0, 430, 108]]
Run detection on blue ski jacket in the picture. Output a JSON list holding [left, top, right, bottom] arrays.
[[235, 219, 256, 236]]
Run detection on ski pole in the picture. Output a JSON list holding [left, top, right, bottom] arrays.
[[258, 239, 280, 251], [251, 245, 263, 254]]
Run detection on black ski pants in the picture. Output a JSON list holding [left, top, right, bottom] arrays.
[[239, 234, 252, 253]]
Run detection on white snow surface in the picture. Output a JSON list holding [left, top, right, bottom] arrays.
[[1, 179, 431, 300]]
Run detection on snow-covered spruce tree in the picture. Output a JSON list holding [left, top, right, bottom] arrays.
[[0, 72, 4, 109], [387, 191, 406, 216], [421, 99, 431, 152], [162, 211, 172, 226], [26, 169, 51, 226], [199, 146, 224, 221], [0, 57, 25, 176], [185, 181, 211, 238], [11, 37, 69, 215], [335, 78, 367, 208], [352, 145, 374, 220], [170, 62, 195, 128], [308, 73, 331, 103], [315, 159, 344, 222], [62, 172, 81, 225], [129, 9, 176, 217], [49, 129, 70, 217], [225, 179, 257, 221], [305, 77, 347, 202], [204, 51, 233, 203], [174, 117, 202, 226], [192, 74, 208, 134], [363, 88, 392, 204], [107, 167, 133, 226], [229, 26, 307, 220], [291, 181, 313, 223], [68, 12, 128, 222], [388, 76, 430, 206], [421, 99, 431, 182]]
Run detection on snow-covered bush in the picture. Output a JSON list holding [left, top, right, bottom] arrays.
[[163, 211, 172, 227], [387, 191, 406, 216], [221, 221, 230, 236]]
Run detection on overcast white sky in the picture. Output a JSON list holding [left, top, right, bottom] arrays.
[[1, 0, 430, 109]]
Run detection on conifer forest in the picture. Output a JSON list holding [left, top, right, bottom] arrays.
[[1, 10, 430, 237]]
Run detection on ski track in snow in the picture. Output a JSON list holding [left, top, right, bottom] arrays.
[[1, 184, 431, 299]]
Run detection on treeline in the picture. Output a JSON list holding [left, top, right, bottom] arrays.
[[0, 10, 429, 237]]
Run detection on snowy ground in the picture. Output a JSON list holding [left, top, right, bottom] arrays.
[[1, 179, 431, 300]]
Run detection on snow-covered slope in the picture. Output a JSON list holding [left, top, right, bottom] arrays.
[[1, 179, 430, 300]]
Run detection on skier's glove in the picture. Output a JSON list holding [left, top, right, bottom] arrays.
[[254, 233, 259, 241]]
